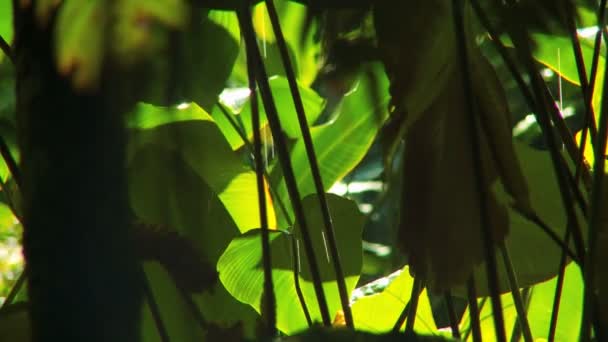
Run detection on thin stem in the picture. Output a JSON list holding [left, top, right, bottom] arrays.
[[142, 272, 171, 342], [291, 238, 312, 326], [581, 3, 608, 338], [445, 291, 461, 339], [0, 269, 26, 310], [0, 34, 13, 64], [467, 278, 483, 342], [264, 0, 354, 328], [510, 287, 532, 342], [176, 286, 208, 332], [497, 0, 586, 264], [237, 7, 331, 325], [246, 45, 277, 336], [511, 205, 580, 264], [0, 136, 22, 189], [500, 243, 533, 342], [216, 101, 293, 226], [566, 2, 599, 144], [548, 231, 570, 342], [473, 0, 593, 191], [403, 278, 422, 333], [453, 2, 506, 340]]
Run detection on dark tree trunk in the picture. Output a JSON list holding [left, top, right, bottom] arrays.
[[12, 2, 142, 341]]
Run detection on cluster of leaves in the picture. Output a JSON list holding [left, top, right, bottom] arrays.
[[0, 0, 607, 341]]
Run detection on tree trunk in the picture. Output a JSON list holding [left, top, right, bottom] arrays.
[[12, 2, 142, 341]]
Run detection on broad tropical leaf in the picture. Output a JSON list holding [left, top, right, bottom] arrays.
[[217, 194, 364, 334]]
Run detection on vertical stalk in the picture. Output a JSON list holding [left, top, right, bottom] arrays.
[[245, 38, 277, 335], [143, 274, 171, 342], [581, 3, 608, 337], [264, 0, 354, 328], [445, 292, 461, 339], [237, 6, 332, 325], [548, 231, 570, 342], [404, 278, 422, 333], [467, 278, 483, 342], [452, 1, 506, 340], [497, 0, 586, 264], [500, 243, 533, 342]]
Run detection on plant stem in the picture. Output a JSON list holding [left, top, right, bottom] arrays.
[[0, 34, 13, 64], [142, 273, 171, 342], [472, 0, 593, 192], [264, 0, 354, 328], [291, 237, 313, 326], [403, 278, 422, 333], [581, 3, 608, 338], [500, 243, 533, 342], [237, 6, 332, 325], [215, 102, 294, 226], [444, 292, 461, 339], [548, 231, 570, 342], [497, 0, 586, 264], [452, 2, 506, 340], [0, 269, 26, 310], [467, 278, 483, 342], [510, 287, 532, 342], [246, 43, 277, 336], [0, 136, 22, 189]]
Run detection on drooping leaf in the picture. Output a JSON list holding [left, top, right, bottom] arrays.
[[217, 194, 364, 334], [350, 267, 438, 334]]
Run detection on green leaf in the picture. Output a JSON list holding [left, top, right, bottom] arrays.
[[212, 76, 325, 150], [129, 145, 259, 339], [351, 267, 438, 334], [217, 194, 364, 334], [271, 65, 390, 210], [128, 103, 276, 231]]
